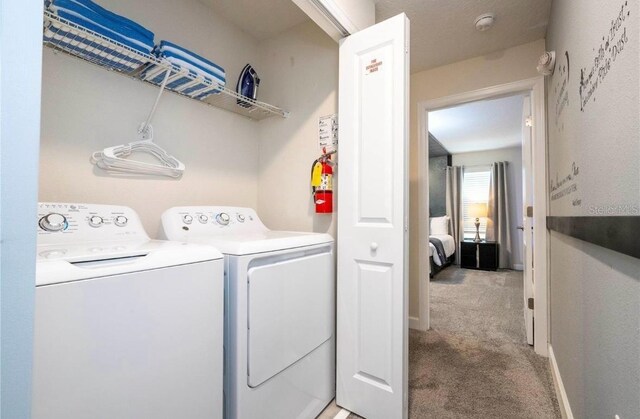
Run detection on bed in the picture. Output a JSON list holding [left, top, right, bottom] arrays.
[[429, 234, 455, 277]]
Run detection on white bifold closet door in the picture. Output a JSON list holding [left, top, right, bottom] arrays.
[[336, 13, 410, 419]]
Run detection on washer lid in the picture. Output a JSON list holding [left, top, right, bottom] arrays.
[[189, 231, 334, 255], [36, 240, 223, 286]]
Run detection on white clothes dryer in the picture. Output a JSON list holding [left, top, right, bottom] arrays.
[[161, 206, 335, 419], [33, 203, 224, 419]]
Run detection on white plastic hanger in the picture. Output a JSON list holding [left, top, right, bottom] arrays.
[[91, 67, 185, 178]]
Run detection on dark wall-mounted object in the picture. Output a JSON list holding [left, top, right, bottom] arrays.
[[547, 216, 640, 259], [428, 132, 451, 217], [428, 132, 449, 158], [429, 156, 448, 217]]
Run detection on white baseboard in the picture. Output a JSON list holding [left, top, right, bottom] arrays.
[[409, 316, 421, 330], [548, 344, 574, 419], [513, 263, 524, 271]]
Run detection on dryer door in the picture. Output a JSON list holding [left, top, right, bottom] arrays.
[[247, 247, 334, 388]]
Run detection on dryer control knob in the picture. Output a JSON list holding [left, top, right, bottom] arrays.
[[198, 214, 209, 224], [183, 215, 193, 225], [88, 216, 104, 228], [114, 216, 128, 227], [216, 213, 230, 225], [39, 213, 67, 232], [237, 214, 245, 222]]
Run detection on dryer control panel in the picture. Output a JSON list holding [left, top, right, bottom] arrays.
[[37, 203, 149, 245], [161, 206, 267, 239]]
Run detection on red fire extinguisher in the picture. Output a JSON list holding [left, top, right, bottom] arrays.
[[311, 150, 335, 213]]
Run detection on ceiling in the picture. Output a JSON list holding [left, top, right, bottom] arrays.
[[198, 0, 309, 40], [197, 1, 550, 70], [376, 0, 552, 73], [428, 94, 526, 154]]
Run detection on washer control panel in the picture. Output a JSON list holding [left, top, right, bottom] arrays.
[[161, 206, 266, 239], [37, 203, 148, 245]]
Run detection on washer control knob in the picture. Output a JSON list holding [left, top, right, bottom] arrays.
[[216, 213, 230, 225], [114, 216, 128, 227], [88, 216, 104, 228], [183, 215, 193, 225], [198, 214, 209, 224], [39, 213, 67, 232], [237, 214, 245, 222]]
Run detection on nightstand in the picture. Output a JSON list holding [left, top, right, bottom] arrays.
[[460, 240, 499, 271]]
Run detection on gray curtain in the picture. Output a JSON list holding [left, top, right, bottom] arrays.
[[486, 162, 511, 268], [445, 166, 463, 265]]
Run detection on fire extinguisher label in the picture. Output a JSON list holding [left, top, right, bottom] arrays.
[[320, 174, 332, 190]]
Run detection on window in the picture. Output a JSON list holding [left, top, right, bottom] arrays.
[[462, 167, 491, 239]]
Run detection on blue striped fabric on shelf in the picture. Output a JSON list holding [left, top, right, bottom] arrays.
[[43, 23, 148, 72], [141, 41, 225, 101], [63, 0, 154, 41], [48, 0, 154, 53], [158, 40, 225, 83], [44, 0, 155, 73], [141, 63, 223, 100]]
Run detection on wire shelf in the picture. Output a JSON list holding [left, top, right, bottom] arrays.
[[43, 11, 289, 121]]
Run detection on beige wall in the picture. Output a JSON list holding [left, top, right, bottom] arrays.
[[545, 0, 640, 417], [409, 39, 545, 318], [256, 21, 339, 236], [39, 0, 262, 237]]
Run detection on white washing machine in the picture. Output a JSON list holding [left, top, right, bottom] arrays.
[[161, 206, 335, 419], [33, 203, 225, 419]]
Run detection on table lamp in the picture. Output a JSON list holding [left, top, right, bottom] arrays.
[[469, 203, 488, 243]]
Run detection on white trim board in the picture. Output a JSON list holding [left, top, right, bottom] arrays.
[[416, 77, 549, 356], [549, 345, 574, 419], [408, 316, 421, 330]]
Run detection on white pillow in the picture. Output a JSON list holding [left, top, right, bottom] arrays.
[[430, 216, 449, 235]]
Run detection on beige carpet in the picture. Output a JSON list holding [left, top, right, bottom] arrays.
[[345, 267, 560, 419], [431, 268, 529, 345], [407, 329, 560, 418]]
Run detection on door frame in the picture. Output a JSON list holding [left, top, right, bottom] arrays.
[[415, 76, 549, 356], [1, 0, 45, 415]]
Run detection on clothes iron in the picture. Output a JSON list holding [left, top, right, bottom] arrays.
[[236, 64, 260, 108]]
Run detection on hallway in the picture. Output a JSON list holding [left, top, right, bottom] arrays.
[[343, 268, 561, 418], [407, 268, 560, 418]]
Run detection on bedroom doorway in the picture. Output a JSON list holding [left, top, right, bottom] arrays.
[[404, 77, 558, 419], [416, 77, 549, 357], [426, 92, 528, 345]]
